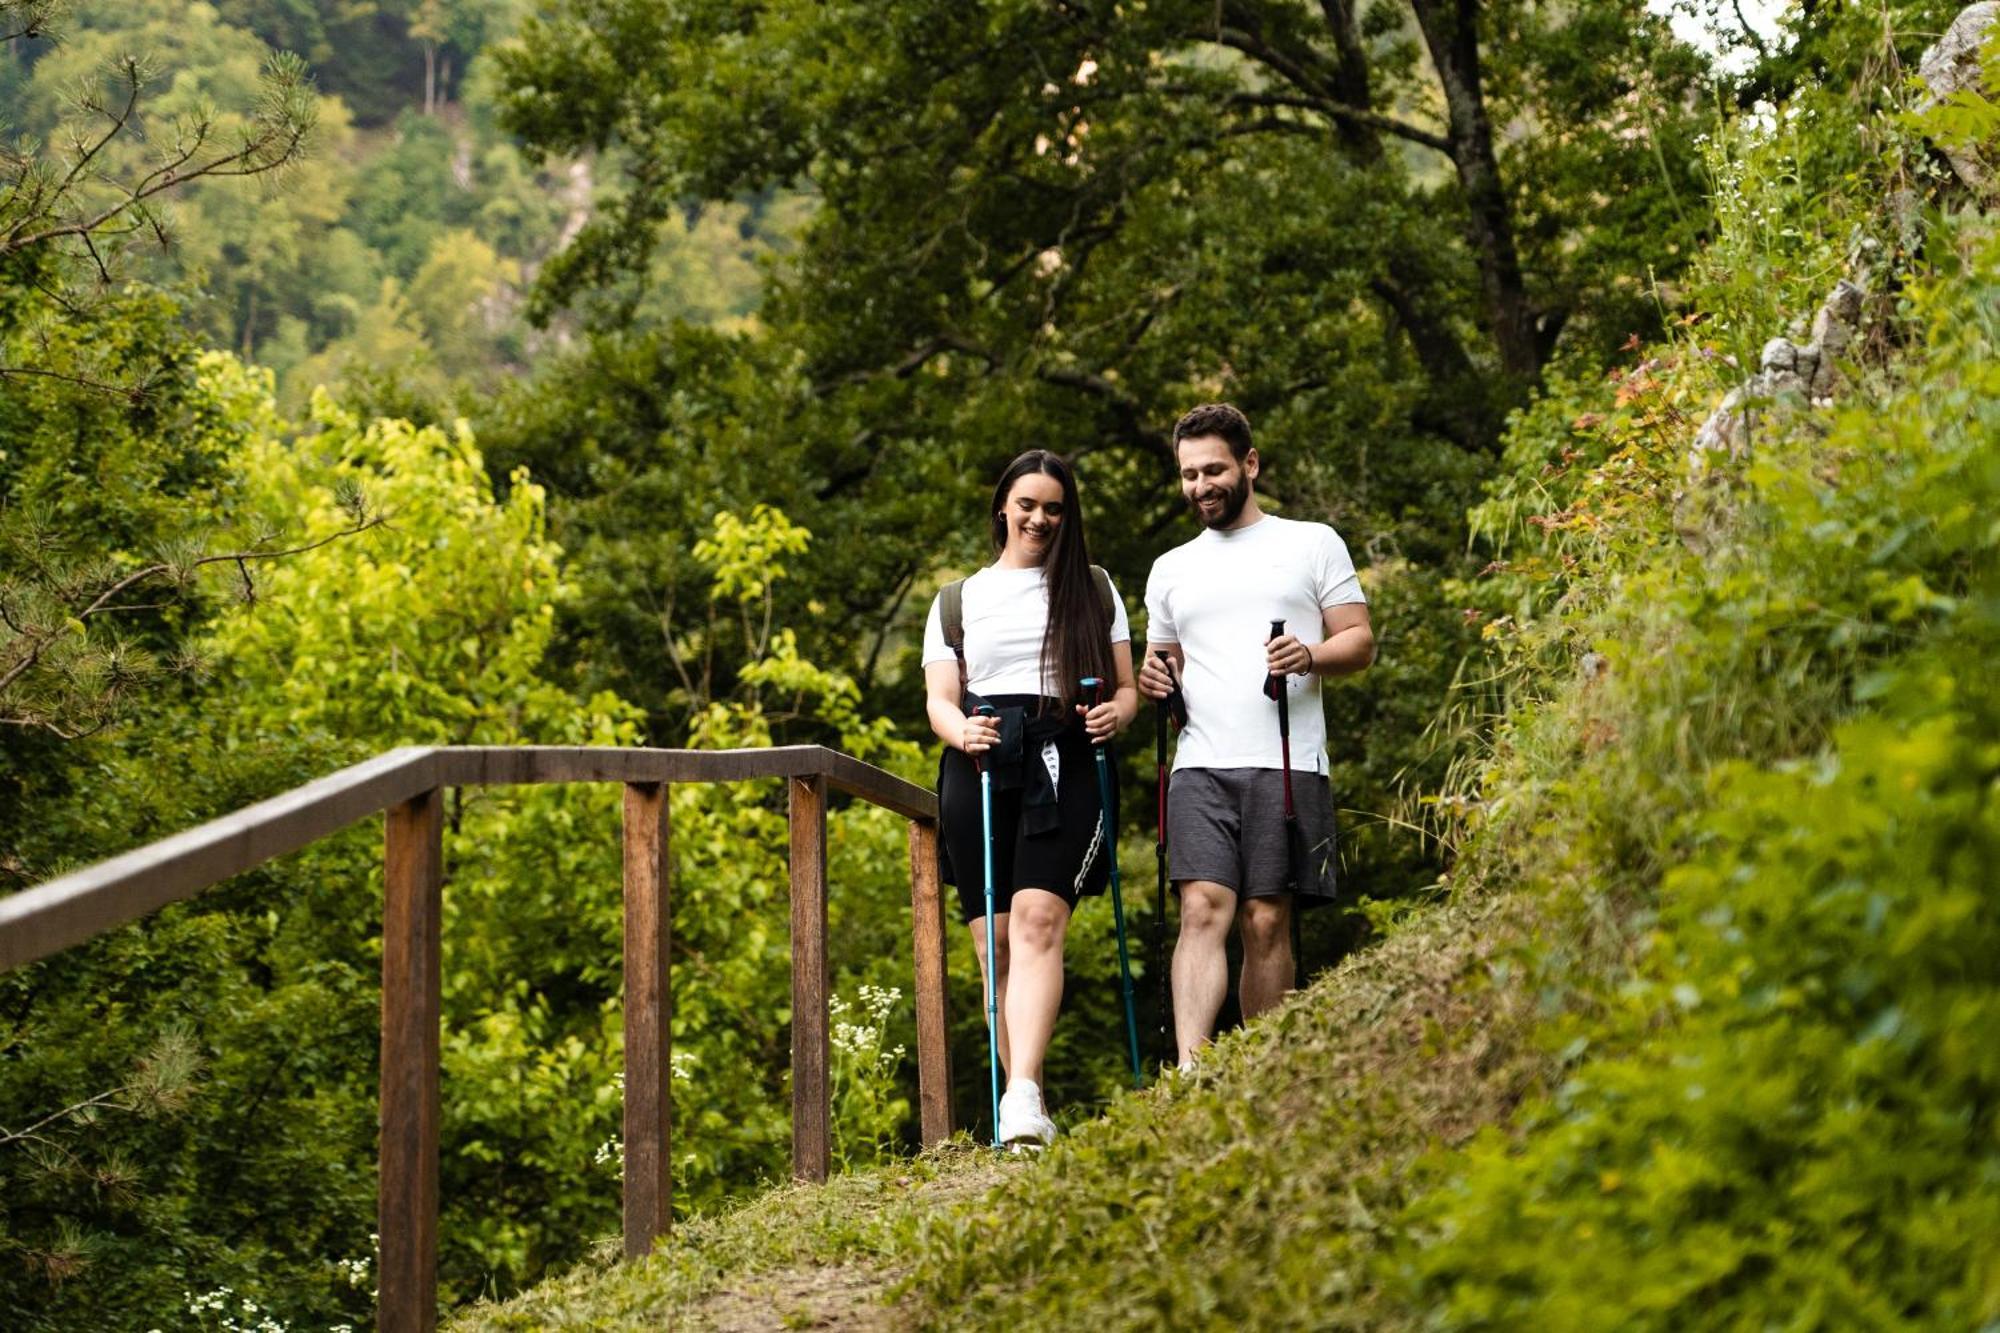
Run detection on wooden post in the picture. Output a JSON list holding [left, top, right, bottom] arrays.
[[907, 819, 953, 1146], [789, 773, 830, 1182], [380, 789, 443, 1333], [622, 782, 672, 1258]]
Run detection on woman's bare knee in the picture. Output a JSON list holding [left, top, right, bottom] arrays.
[[1008, 892, 1070, 954], [970, 916, 1012, 975]]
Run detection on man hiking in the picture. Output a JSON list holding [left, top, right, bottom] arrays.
[[1137, 403, 1375, 1066]]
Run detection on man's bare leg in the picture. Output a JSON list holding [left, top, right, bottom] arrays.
[[1171, 880, 1235, 1064], [1238, 896, 1294, 1020]]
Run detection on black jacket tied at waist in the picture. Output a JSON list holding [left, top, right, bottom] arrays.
[[965, 694, 1073, 838]]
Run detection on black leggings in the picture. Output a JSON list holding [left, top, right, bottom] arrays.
[[935, 696, 1121, 924]]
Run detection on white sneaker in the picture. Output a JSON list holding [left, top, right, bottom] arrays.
[[996, 1080, 1057, 1148]]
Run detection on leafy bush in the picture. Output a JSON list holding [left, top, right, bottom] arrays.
[[0, 363, 931, 1321], [1390, 215, 2000, 1328]]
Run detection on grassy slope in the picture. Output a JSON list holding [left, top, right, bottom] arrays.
[[452, 891, 1561, 1331], [456, 93, 2000, 1333]]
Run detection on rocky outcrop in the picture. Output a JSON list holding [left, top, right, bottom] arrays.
[[1916, 1, 2000, 199], [1689, 5, 1997, 475], [1688, 279, 1866, 466]]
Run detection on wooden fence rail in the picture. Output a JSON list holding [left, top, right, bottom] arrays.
[[0, 745, 952, 1332]]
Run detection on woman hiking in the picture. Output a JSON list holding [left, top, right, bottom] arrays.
[[921, 449, 1138, 1147]]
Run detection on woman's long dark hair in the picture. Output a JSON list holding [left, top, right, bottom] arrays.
[[989, 450, 1114, 708]]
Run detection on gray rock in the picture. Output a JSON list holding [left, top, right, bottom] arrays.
[[1689, 280, 1867, 469], [1916, 1, 2000, 197], [1760, 336, 1800, 376]]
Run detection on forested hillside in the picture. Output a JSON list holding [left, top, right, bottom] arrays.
[[4, 0, 1996, 1328]]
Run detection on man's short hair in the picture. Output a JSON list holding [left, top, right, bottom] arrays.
[[1173, 402, 1252, 461]]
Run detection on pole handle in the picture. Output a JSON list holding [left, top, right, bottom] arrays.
[[970, 701, 997, 772], [1154, 650, 1187, 729], [1081, 676, 1107, 745], [1264, 619, 1287, 702]]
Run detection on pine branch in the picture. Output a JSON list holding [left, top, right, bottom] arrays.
[[0, 513, 387, 724]]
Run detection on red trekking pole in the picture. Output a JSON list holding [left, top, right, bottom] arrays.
[[1153, 651, 1186, 1070]]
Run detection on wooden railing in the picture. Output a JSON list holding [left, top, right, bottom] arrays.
[[0, 745, 951, 1332]]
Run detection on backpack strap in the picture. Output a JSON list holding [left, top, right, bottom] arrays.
[[940, 577, 968, 695], [1089, 564, 1115, 623]]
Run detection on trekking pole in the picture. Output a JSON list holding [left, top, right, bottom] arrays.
[[1083, 676, 1144, 1087], [1153, 651, 1185, 1072], [1268, 620, 1306, 988], [972, 701, 1002, 1147], [1154, 664, 1169, 1073]]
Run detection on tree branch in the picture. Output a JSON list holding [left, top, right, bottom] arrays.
[[0, 363, 151, 399], [1222, 90, 1450, 154], [72, 515, 388, 624], [50, 65, 143, 208], [0, 1088, 126, 1149], [0, 514, 386, 706], [5, 114, 311, 259], [1034, 364, 1174, 464]]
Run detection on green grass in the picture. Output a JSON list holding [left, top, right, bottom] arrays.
[[448, 1142, 1007, 1330]]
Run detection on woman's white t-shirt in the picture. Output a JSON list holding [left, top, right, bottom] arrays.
[[920, 565, 1132, 697]]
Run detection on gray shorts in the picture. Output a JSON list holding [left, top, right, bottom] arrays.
[[1167, 767, 1338, 903]]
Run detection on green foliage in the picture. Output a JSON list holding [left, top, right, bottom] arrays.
[[18, 4, 2000, 1330], [1, 352, 931, 1320], [828, 984, 913, 1173], [1389, 214, 2000, 1330], [0, 1027, 200, 1286], [0, 288, 212, 748]]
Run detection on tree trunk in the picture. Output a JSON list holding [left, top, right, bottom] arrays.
[[423, 42, 436, 116], [1371, 265, 1496, 451], [1405, 0, 1541, 382], [1316, 0, 1380, 159], [1296, 0, 1498, 444]]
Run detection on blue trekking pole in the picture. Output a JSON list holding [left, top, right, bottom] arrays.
[[1083, 677, 1144, 1087], [972, 701, 1003, 1146]]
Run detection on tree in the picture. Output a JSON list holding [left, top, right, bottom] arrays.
[[404, 227, 522, 379], [495, 0, 1709, 447], [0, 0, 326, 749], [483, 0, 1714, 674], [0, 4, 316, 283]]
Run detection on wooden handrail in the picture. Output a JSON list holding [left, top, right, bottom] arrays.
[[0, 745, 935, 972], [0, 744, 952, 1333]]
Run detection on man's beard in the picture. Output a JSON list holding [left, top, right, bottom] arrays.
[[1191, 477, 1249, 529]]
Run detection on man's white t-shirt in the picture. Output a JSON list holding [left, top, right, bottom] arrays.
[[1143, 514, 1365, 774], [920, 565, 1132, 697]]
